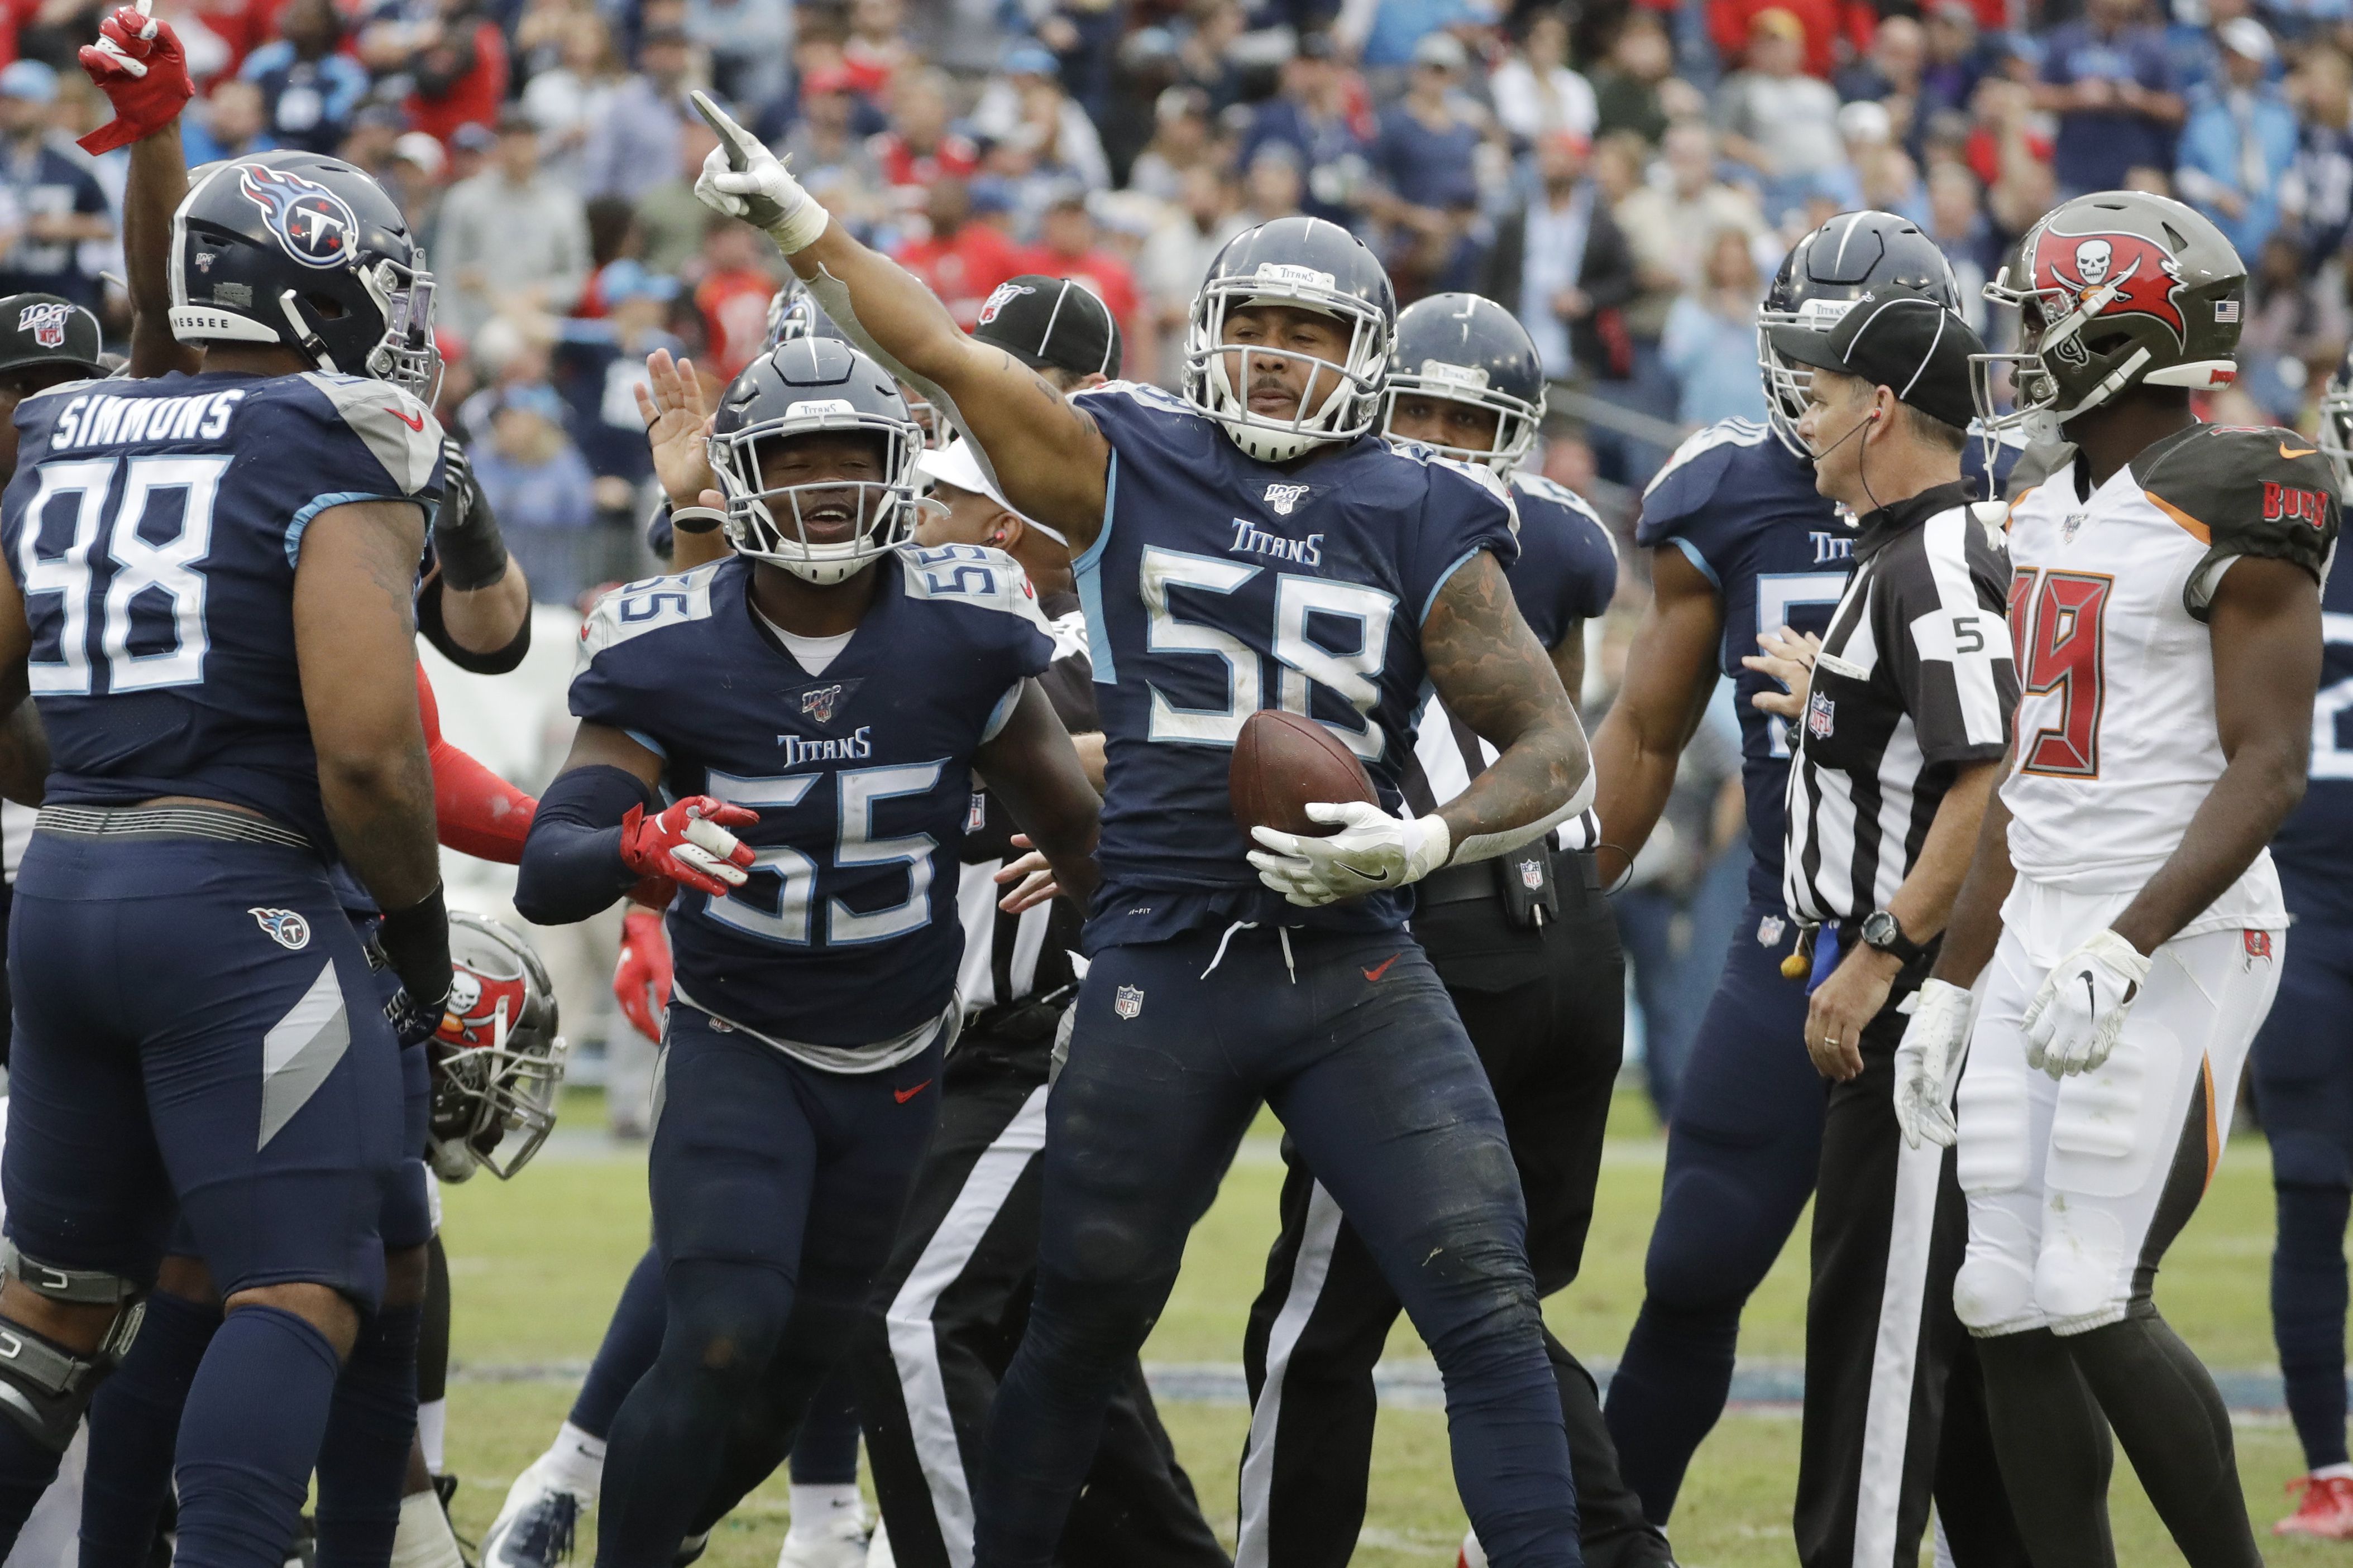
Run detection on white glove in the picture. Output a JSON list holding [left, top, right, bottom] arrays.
[[688, 90, 829, 254], [1892, 978, 1972, 1149], [1247, 803, 1450, 908], [2022, 928, 2150, 1079]]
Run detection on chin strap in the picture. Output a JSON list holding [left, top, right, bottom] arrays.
[[277, 288, 339, 374]]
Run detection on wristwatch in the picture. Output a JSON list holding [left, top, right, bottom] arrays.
[[1860, 909, 1929, 967]]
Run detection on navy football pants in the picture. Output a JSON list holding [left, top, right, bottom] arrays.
[[2251, 912, 2353, 1472], [976, 924, 1578, 1568]]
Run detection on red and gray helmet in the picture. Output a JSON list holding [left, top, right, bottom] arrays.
[[429, 913, 566, 1182], [1976, 190, 2244, 437]]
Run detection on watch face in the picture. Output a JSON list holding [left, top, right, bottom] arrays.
[[1863, 912, 1898, 947]]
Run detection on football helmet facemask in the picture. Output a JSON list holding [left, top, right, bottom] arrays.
[[429, 914, 565, 1182], [1383, 292, 1546, 474], [1758, 210, 1959, 455]]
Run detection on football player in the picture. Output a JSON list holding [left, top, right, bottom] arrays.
[[1896, 190, 2338, 1565], [1234, 291, 1662, 1568], [688, 94, 1594, 1564], [1588, 211, 2024, 1565], [2259, 347, 2353, 1538], [512, 338, 1099, 1568], [0, 145, 452, 1568]]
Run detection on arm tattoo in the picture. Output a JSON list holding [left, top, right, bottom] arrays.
[[1422, 551, 1590, 861]]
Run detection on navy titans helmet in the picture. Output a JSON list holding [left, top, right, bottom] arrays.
[[1384, 292, 1546, 474], [709, 337, 925, 584], [1758, 210, 1958, 455], [764, 278, 843, 351], [170, 151, 438, 396], [1183, 215, 1395, 462]]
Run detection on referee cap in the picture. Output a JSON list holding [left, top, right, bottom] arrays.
[[1765, 285, 1982, 431], [971, 275, 1122, 381], [917, 436, 1072, 547]]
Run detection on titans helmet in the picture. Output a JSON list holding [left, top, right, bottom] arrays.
[[709, 337, 925, 584], [1384, 292, 1546, 474], [764, 279, 843, 351], [1758, 210, 1958, 456], [429, 914, 565, 1182], [169, 151, 438, 396], [1182, 215, 1394, 462]]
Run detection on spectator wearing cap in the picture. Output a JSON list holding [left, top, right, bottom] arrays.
[[1024, 202, 1146, 379], [239, 0, 369, 155], [1490, 9, 1599, 146], [1715, 9, 1847, 222], [2284, 45, 2353, 261], [1335, 0, 1498, 86], [1708, 0, 1875, 81], [580, 24, 692, 203], [970, 270, 1124, 391], [470, 382, 599, 608], [1127, 85, 1216, 203], [181, 78, 278, 165], [892, 173, 1030, 329], [1365, 31, 1502, 297], [437, 109, 594, 338], [2177, 17, 2297, 258], [1484, 127, 1635, 382], [2035, 0, 2185, 198], [553, 259, 686, 495], [973, 41, 1113, 192], [387, 130, 448, 237], [0, 61, 112, 313], [1236, 32, 1371, 227]]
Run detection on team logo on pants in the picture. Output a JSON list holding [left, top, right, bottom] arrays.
[[2245, 929, 2275, 966], [1115, 985, 1145, 1019], [248, 908, 312, 950]]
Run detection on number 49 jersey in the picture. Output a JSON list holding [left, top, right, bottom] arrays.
[[2003, 423, 2339, 927], [0, 369, 445, 852], [1068, 382, 1518, 949], [569, 549, 1054, 1058]]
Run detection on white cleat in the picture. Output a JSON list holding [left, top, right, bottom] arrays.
[[1457, 1527, 1488, 1568], [776, 1502, 872, 1568], [864, 1519, 894, 1568], [482, 1461, 594, 1568]]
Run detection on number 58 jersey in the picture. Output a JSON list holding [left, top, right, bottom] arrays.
[[0, 370, 445, 851], [2002, 423, 2338, 927]]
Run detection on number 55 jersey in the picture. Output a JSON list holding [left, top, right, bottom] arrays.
[[2002, 423, 2338, 927]]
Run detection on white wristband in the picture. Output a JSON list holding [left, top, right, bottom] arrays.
[[768, 204, 830, 257]]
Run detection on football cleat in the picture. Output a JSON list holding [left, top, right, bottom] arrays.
[[864, 1521, 893, 1568], [2277, 1473, 2353, 1538], [775, 1502, 871, 1568], [675, 1533, 710, 1567], [481, 1471, 586, 1568], [1456, 1527, 1487, 1567]]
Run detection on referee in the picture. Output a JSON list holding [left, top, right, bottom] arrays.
[[1756, 288, 2027, 1568]]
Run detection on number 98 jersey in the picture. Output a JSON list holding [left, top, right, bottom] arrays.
[[1068, 382, 1517, 950], [1, 370, 446, 851], [2002, 423, 2338, 926]]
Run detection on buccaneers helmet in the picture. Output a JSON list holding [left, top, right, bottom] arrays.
[[1977, 190, 2244, 438], [1384, 292, 1547, 474], [430, 914, 565, 1182], [1758, 210, 1959, 456]]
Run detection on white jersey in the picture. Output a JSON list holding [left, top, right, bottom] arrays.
[[2001, 423, 2337, 932]]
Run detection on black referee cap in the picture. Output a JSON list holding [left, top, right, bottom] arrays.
[[1765, 285, 1981, 431], [971, 275, 1122, 381], [0, 292, 103, 381]]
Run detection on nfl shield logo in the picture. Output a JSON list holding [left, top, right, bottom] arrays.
[[1758, 915, 1787, 947], [1264, 483, 1310, 516], [1114, 985, 1145, 1020], [2063, 512, 2087, 544], [16, 301, 69, 349], [1519, 859, 1544, 891], [802, 684, 845, 723], [1806, 691, 1835, 740]]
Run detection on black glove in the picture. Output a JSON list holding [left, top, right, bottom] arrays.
[[377, 884, 453, 1046], [432, 438, 510, 592]]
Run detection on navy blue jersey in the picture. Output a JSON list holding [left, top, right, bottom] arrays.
[[2275, 557, 2353, 924], [2, 370, 446, 852], [1508, 471, 1617, 646], [1070, 382, 1518, 948], [569, 548, 1054, 1048]]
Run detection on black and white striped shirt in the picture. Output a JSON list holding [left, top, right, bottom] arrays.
[[1783, 481, 2016, 924]]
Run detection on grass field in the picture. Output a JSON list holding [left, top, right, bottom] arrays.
[[436, 1085, 2329, 1567]]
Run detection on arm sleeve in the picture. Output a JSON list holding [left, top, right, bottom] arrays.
[[415, 573, 533, 674], [1880, 511, 2019, 766], [513, 763, 656, 926], [418, 664, 538, 864]]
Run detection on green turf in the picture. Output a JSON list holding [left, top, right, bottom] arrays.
[[437, 1087, 2327, 1566]]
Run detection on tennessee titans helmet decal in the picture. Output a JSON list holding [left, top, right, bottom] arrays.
[[237, 163, 359, 270]]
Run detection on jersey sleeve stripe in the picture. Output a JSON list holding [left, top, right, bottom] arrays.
[[1420, 546, 1488, 625], [1070, 449, 1117, 575], [2142, 491, 2212, 544], [284, 490, 424, 568], [1665, 535, 1720, 588]]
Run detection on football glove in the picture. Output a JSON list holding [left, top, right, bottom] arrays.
[[1247, 802, 1450, 908], [432, 439, 511, 592], [1892, 978, 1972, 1149], [613, 907, 672, 1044], [77, 3, 193, 155], [2023, 928, 2150, 1079], [619, 797, 758, 899], [689, 91, 829, 254]]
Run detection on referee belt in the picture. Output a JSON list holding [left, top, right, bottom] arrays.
[[1415, 846, 1601, 909]]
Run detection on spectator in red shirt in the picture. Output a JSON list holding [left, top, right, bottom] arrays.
[[1708, 0, 1873, 79], [843, 0, 911, 98], [892, 174, 1029, 328], [871, 67, 981, 214], [401, 0, 509, 148], [693, 215, 781, 380], [1025, 188, 1146, 380]]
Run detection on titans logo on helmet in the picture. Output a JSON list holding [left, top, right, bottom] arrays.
[[237, 162, 359, 271]]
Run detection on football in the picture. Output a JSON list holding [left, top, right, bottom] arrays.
[[1230, 708, 1378, 839]]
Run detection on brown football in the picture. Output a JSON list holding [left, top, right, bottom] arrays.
[[1231, 708, 1378, 839]]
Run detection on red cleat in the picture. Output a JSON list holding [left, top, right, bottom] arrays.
[[2277, 1473, 2353, 1538]]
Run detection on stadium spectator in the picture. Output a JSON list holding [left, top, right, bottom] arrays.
[[2035, 0, 2184, 198], [1661, 227, 1770, 426], [1126, 84, 1216, 203], [894, 172, 1030, 327], [470, 380, 599, 607], [2285, 46, 2353, 262], [552, 257, 683, 495], [1484, 128, 1635, 381], [388, 130, 449, 235], [1918, 0, 1985, 123], [1490, 8, 1599, 146], [872, 67, 982, 217], [1715, 8, 1847, 220], [1590, 11, 1686, 143], [782, 65, 889, 226], [240, 0, 370, 155], [437, 108, 594, 338], [1173, 0, 1247, 112], [632, 111, 721, 275], [692, 215, 781, 377], [1925, 161, 1998, 325], [1707, 0, 1874, 81], [180, 76, 276, 163], [843, 0, 912, 97], [1139, 161, 1244, 378], [520, 13, 626, 190], [1236, 32, 1368, 226], [578, 22, 690, 202], [2237, 229, 2346, 420], [1834, 15, 1925, 131], [1027, 190, 1146, 379], [2175, 17, 2297, 259], [1339, 0, 1499, 89], [400, 0, 510, 148], [972, 41, 1113, 192], [1365, 31, 1497, 297], [1617, 121, 1772, 319], [686, 0, 791, 114], [0, 61, 111, 310]]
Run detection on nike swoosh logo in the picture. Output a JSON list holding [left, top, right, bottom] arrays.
[[1362, 954, 1399, 983], [894, 1080, 932, 1104], [386, 406, 425, 432], [2283, 440, 2318, 460], [1336, 864, 1395, 886], [2082, 974, 2097, 1017]]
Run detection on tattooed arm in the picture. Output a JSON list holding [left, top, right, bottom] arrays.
[[1423, 549, 1591, 861]]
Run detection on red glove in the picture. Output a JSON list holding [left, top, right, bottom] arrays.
[[78, 4, 194, 156], [613, 908, 672, 1044], [619, 797, 758, 898]]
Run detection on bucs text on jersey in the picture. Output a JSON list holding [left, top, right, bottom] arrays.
[[2003, 423, 2340, 927], [1067, 381, 1518, 950], [1, 369, 446, 849], [568, 545, 1054, 1063]]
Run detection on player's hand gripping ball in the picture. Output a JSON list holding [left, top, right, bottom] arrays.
[[1233, 711, 1448, 907], [619, 797, 758, 898]]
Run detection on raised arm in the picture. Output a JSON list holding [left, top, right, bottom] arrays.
[[123, 121, 198, 378], [687, 94, 1110, 542], [1589, 545, 1723, 886]]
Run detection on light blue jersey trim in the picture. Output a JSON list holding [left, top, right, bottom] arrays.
[[1668, 536, 1720, 588], [284, 491, 422, 569], [980, 680, 1023, 743], [1421, 546, 1488, 625], [625, 729, 669, 759], [1074, 450, 1117, 683]]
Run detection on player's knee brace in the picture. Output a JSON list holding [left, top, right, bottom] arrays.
[[0, 1242, 146, 1450]]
